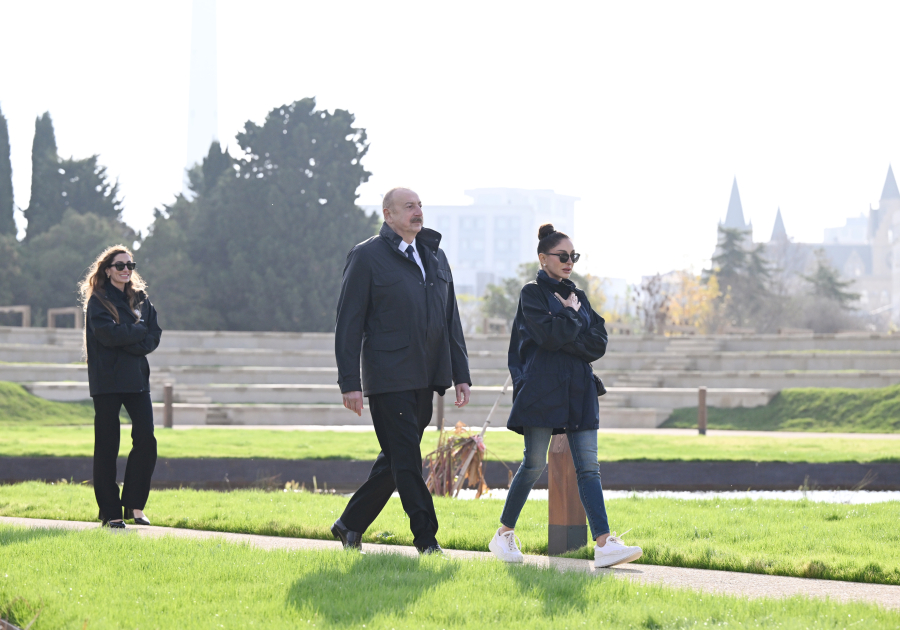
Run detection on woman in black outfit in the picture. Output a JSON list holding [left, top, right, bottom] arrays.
[[79, 245, 162, 528]]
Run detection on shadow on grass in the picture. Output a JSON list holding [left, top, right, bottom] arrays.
[[286, 552, 458, 625], [502, 561, 608, 618], [0, 525, 72, 547]]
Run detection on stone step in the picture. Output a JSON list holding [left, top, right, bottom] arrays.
[[5, 325, 900, 352]]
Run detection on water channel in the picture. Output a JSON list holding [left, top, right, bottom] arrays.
[[453, 488, 900, 504]]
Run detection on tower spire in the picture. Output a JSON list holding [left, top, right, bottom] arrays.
[[881, 164, 899, 201], [723, 177, 748, 229], [770, 207, 787, 242]]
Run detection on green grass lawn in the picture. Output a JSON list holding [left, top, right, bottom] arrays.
[[3, 424, 900, 462], [2, 482, 898, 586], [663, 384, 900, 432], [0, 381, 94, 426], [3, 525, 896, 630]]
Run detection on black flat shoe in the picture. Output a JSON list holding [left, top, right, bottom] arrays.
[[331, 519, 363, 550], [125, 508, 150, 525], [418, 543, 444, 556], [101, 519, 125, 529]]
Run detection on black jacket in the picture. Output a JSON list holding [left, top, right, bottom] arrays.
[[335, 222, 471, 396], [506, 270, 608, 434], [85, 283, 162, 397]]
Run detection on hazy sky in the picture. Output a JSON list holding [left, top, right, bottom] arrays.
[[2, 1, 898, 282]]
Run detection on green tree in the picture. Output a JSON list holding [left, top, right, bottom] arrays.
[[707, 226, 776, 330], [803, 249, 860, 309], [20, 210, 136, 325], [139, 142, 239, 330], [0, 104, 15, 236], [57, 155, 122, 222], [23, 113, 64, 238], [0, 233, 22, 317], [23, 112, 123, 238], [482, 277, 523, 325], [187, 140, 232, 196], [140, 98, 378, 331], [136, 194, 216, 330]]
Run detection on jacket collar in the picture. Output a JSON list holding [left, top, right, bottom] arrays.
[[536, 269, 578, 297], [103, 282, 144, 306], [379, 222, 442, 252], [104, 281, 127, 303]]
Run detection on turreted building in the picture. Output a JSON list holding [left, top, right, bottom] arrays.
[[715, 166, 899, 325]]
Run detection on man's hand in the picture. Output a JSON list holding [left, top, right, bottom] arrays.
[[454, 383, 471, 408], [342, 391, 364, 416]]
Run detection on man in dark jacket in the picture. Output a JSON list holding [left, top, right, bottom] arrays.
[[332, 187, 471, 554]]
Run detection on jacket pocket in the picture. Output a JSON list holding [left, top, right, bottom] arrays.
[[436, 268, 451, 283], [366, 331, 410, 351], [373, 272, 403, 287], [513, 373, 568, 409]]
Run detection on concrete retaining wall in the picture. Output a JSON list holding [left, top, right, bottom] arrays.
[[4, 456, 897, 491]]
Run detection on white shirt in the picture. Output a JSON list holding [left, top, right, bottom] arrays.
[[399, 239, 426, 280]]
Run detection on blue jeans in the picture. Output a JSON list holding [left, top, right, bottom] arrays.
[[499, 427, 609, 539]]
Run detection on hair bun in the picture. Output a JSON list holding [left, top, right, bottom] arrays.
[[538, 223, 556, 240]]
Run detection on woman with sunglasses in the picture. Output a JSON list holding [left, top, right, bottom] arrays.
[[488, 224, 642, 567], [79, 245, 162, 528]]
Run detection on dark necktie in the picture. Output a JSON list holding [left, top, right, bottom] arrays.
[[405, 244, 416, 263]]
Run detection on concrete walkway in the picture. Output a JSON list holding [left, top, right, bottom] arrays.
[[2, 516, 898, 611]]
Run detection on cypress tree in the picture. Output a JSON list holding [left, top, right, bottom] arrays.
[[58, 155, 122, 221], [24, 112, 64, 239], [0, 104, 14, 235], [23, 112, 123, 237]]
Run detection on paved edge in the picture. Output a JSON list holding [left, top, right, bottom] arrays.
[[0, 516, 897, 611]]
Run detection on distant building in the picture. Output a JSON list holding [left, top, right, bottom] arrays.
[[824, 215, 868, 244], [714, 166, 900, 323], [369, 188, 577, 296]]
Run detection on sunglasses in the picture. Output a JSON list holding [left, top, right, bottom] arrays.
[[109, 262, 136, 271], [545, 252, 580, 264]]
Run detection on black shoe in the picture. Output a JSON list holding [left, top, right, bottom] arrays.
[[101, 519, 125, 529], [331, 519, 363, 550], [418, 543, 444, 556], [125, 508, 150, 526]]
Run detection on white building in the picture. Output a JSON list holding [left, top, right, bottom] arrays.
[[420, 188, 577, 296], [824, 215, 868, 244]]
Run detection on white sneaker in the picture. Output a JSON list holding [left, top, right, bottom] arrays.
[[489, 528, 524, 563], [594, 530, 642, 568]]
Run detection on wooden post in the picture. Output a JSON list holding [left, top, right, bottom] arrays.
[[548, 434, 587, 555], [436, 391, 444, 432], [163, 383, 174, 428], [698, 386, 707, 435]]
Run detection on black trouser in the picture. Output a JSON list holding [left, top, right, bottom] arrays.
[[92, 391, 157, 522], [340, 388, 438, 549]]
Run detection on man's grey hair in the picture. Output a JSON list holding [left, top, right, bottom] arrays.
[[382, 187, 413, 212]]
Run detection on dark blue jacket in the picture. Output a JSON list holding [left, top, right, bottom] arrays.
[[506, 271, 608, 435], [86, 283, 162, 396]]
